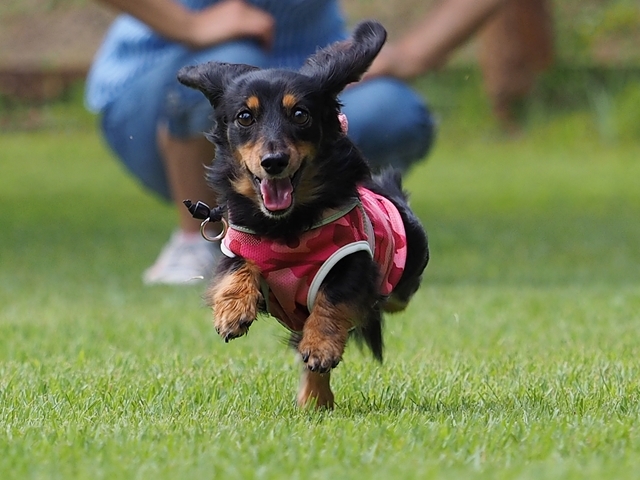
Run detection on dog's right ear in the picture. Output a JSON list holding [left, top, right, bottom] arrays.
[[177, 62, 259, 108]]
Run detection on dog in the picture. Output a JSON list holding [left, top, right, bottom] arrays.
[[178, 21, 429, 409]]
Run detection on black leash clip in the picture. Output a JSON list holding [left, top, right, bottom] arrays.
[[183, 200, 228, 242]]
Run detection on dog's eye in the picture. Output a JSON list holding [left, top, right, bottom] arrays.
[[236, 111, 255, 127], [291, 108, 310, 126]]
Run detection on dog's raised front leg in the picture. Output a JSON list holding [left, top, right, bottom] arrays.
[[206, 257, 262, 342]]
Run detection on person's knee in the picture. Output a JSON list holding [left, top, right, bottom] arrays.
[[341, 78, 436, 171]]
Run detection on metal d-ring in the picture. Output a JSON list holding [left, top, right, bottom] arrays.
[[200, 216, 228, 242]]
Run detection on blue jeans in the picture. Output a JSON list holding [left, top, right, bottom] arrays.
[[101, 40, 435, 200]]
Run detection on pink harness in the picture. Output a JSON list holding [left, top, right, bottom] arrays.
[[221, 187, 407, 332]]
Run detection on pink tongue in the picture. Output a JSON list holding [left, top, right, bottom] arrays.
[[260, 177, 293, 211]]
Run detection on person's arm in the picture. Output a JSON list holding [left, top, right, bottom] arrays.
[[98, 0, 274, 49], [366, 0, 507, 80]]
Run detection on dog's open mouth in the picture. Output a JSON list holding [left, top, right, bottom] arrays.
[[253, 167, 303, 214], [259, 177, 294, 212]]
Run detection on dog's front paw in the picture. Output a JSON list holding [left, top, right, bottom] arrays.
[[298, 335, 344, 374], [208, 260, 263, 342], [213, 295, 259, 342]]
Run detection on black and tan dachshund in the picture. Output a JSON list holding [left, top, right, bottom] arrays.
[[178, 21, 428, 408]]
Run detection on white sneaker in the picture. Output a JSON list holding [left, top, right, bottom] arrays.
[[142, 231, 221, 285]]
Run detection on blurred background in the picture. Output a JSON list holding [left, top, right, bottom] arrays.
[[1, 0, 639, 137]]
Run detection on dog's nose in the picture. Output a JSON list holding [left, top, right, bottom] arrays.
[[260, 153, 290, 175]]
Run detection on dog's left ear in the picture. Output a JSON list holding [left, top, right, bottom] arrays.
[[300, 20, 387, 96], [177, 62, 259, 108]]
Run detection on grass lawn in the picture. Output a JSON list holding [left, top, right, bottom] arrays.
[[1, 83, 640, 479]]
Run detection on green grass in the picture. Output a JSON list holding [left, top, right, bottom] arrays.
[[1, 83, 640, 479]]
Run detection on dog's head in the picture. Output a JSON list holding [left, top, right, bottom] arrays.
[[178, 21, 386, 219]]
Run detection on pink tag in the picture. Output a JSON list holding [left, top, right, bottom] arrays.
[[338, 113, 348, 134]]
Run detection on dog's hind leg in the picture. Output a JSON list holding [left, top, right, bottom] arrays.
[[297, 370, 334, 409], [206, 257, 263, 342]]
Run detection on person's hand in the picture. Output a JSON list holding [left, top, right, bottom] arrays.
[[186, 0, 275, 49]]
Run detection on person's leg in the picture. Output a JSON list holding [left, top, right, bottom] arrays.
[[340, 78, 436, 172]]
